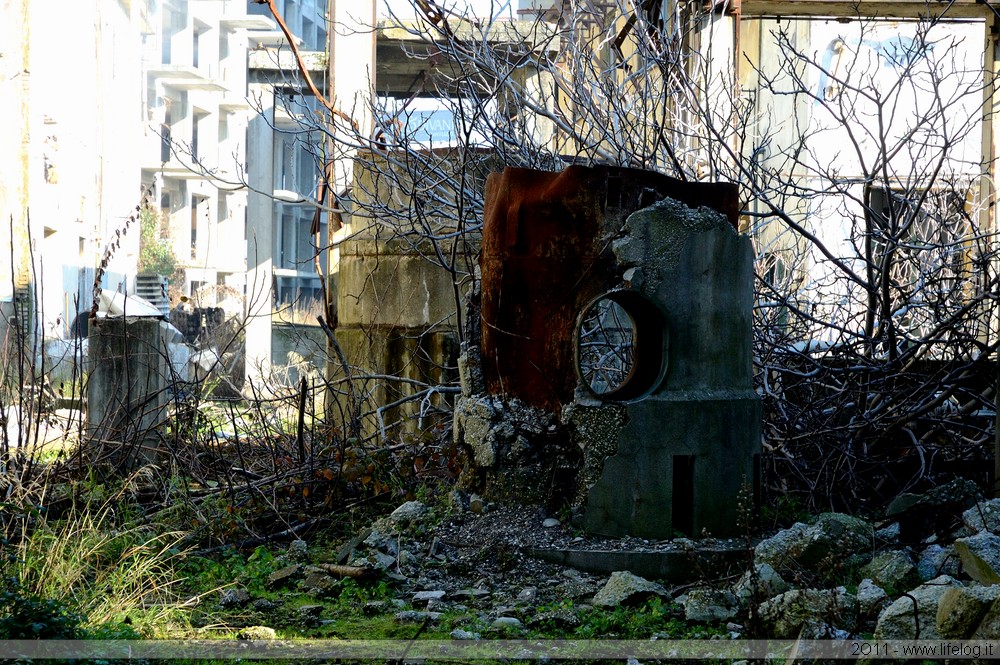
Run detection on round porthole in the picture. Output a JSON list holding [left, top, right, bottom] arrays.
[[576, 291, 667, 402]]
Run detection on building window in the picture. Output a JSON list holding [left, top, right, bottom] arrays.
[[868, 185, 977, 343], [191, 195, 208, 260], [192, 111, 207, 161]]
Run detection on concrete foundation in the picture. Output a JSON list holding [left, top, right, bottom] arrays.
[[87, 316, 167, 471]]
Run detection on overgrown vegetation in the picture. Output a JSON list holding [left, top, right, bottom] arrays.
[[137, 206, 177, 279], [3, 0, 1000, 649]]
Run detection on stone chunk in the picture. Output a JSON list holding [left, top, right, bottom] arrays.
[[286, 539, 308, 562], [450, 628, 480, 640], [874, 575, 963, 640], [396, 610, 442, 622], [218, 587, 251, 608], [298, 604, 324, 626], [301, 569, 338, 595], [936, 585, 1000, 639], [236, 626, 277, 641], [491, 617, 524, 630], [963, 499, 1000, 534], [733, 563, 789, 606], [860, 550, 917, 591], [389, 501, 429, 525], [971, 596, 1000, 638], [451, 588, 491, 601], [266, 564, 302, 589], [592, 571, 668, 607], [758, 587, 858, 639], [412, 590, 447, 604], [683, 589, 738, 622], [754, 513, 873, 582], [469, 494, 486, 514], [856, 579, 889, 617], [955, 531, 1000, 585], [253, 599, 277, 612], [916, 544, 960, 581], [528, 607, 581, 629]]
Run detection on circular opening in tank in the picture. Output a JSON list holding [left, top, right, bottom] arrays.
[[576, 291, 666, 402], [578, 298, 637, 396]]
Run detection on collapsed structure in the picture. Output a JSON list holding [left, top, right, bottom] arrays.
[[455, 165, 760, 539]]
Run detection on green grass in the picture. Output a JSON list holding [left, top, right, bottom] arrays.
[[2, 475, 736, 649], [2, 491, 188, 637]]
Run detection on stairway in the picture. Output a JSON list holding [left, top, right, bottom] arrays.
[[135, 274, 170, 317]]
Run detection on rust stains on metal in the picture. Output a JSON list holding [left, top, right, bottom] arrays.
[[479, 164, 738, 412]]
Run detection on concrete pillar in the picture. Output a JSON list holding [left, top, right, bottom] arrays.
[[578, 197, 760, 539], [334, 154, 465, 435], [87, 317, 167, 471], [244, 86, 275, 391]]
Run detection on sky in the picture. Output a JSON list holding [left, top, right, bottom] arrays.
[[379, 0, 516, 19]]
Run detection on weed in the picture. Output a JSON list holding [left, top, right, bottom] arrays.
[[332, 578, 393, 609], [0, 576, 85, 639], [5, 491, 185, 633], [530, 597, 725, 640], [178, 545, 280, 596]]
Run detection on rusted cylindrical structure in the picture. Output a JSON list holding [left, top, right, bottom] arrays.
[[479, 165, 739, 412], [457, 164, 757, 539]]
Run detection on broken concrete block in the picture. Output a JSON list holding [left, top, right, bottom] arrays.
[[733, 563, 789, 607], [860, 550, 918, 591], [592, 571, 668, 607], [683, 589, 738, 622], [754, 513, 873, 583], [874, 575, 963, 640], [963, 499, 1000, 534], [389, 500, 429, 525], [936, 585, 1000, 639], [917, 543, 960, 581], [955, 531, 1000, 585], [758, 587, 857, 639], [856, 579, 889, 618]]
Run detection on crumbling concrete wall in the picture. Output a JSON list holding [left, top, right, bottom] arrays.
[[332, 152, 478, 435], [455, 165, 759, 538]]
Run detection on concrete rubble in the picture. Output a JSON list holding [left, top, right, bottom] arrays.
[[222, 480, 1000, 641]]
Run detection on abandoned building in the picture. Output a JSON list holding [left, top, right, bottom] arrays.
[[3, 0, 1000, 538]]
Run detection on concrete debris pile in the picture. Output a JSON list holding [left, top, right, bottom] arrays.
[[224, 480, 1000, 641]]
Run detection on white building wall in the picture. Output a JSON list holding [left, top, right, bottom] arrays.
[[143, 0, 262, 312], [27, 0, 147, 332]]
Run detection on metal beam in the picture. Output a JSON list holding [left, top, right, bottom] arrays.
[[741, 0, 996, 19]]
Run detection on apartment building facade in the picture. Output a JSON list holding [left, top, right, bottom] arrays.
[[145, 0, 278, 316]]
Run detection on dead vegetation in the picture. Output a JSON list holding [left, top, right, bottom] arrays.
[[1, 5, 999, 639]]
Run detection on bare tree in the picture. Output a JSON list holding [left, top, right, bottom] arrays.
[[243, 0, 1000, 513]]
